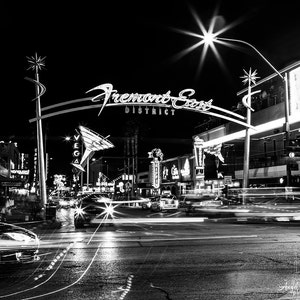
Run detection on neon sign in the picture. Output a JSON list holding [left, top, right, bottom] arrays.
[[180, 158, 190, 177], [87, 83, 213, 116], [193, 136, 205, 180], [29, 83, 255, 129], [171, 164, 179, 180], [124, 105, 175, 116], [149, 148, 163, 189], [72, 133, 81, 166]]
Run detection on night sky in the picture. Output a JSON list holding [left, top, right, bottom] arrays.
[[1, 0, 300, 175]]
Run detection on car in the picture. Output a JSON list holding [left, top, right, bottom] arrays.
[[122, 195, 151, 208], [0, 222, 40, 264], [185, 195, 223, 215], [141, 196, 160, 210], [73, 193, 113, 228], [256, 196, 300, 207], [151, 194, 179, 212], [190, 194, 300, 220]]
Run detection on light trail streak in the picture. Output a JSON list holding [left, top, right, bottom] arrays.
[[20, 245, 101, 300], [90, 217, 207, 224], [87, 214, 109, 245], [0, 243, 72, 299]]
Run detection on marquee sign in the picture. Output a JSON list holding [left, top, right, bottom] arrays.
[[11, 169, 30, 176], [29, 83, 255, 129], [149, 148, 163, 189]]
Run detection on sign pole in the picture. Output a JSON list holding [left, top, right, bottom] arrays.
[[27, 54, 48, 213]]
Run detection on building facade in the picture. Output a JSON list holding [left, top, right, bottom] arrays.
[[193, 61, 300, 189]]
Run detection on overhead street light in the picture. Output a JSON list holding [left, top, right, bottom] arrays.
[[202, 32, 291, 188]]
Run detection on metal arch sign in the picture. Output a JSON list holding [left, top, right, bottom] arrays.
[[29, 83, 254, 129]]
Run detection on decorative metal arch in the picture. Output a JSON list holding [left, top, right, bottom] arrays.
[[29, 83, 254, 129]]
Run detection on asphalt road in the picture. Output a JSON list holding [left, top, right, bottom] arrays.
[[1, 208, 300, 300]]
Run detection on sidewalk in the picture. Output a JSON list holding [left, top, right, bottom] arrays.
[[5, 207, 62, 232]]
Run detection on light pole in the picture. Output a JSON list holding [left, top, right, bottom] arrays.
[[26, 53, 48, 209], [240, 68, 260, 190], [202, 34, 291, 187]]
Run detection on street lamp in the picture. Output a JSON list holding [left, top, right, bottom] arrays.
[[202, 33, 291, 187]]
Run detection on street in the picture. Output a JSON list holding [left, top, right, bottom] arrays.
[[1, 207, 300, 300]]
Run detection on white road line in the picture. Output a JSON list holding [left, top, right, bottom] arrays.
[[88, 234, 258, 243], [90, 217, 207, 224]]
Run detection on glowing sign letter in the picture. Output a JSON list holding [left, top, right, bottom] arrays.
[[86, 83, 113, 116]]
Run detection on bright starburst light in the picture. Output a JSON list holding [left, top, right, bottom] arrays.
[[171, 5, 244, 77]]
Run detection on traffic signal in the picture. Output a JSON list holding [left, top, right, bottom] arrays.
[[286, 138, 300, 158]]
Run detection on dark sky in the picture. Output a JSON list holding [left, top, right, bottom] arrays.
[[1, 0, 300, 174]]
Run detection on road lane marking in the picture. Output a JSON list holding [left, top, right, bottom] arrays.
[[87, 234, 258, 243], [90, 217, 207, 224]]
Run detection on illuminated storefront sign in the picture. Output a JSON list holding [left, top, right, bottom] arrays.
[[32, 148, 38, 192], [180, 158, 190, 178], [171, 164, 179, 180], [53, 174, 66, 189], [72, 133, 81, 166], [148, 148, 163, 189], [152, 160, 161, 189], [193, 136, 204, 179], [11, 169, 30, 176], [162, 166, 169, 180]]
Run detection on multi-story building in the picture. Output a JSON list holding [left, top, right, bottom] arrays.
[[0, 141, 29, 187], [0, 141, 31, 212], [192, 60, 300, 189]]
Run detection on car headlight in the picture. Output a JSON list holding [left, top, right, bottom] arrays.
[[74, 207, 85, 216], [104, 205, 115, 217]]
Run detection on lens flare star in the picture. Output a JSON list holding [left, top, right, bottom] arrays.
[[170, 4, 247, 77]]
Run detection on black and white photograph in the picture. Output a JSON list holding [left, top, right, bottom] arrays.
[[1, 1, 300, 299]]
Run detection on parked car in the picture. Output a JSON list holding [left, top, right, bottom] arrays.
[[124, 195, 151, 208], [178, 195, 203, 208], [0, 222, 40, 264], [141, 196, 160, 210], [73, 193, 113, 228], [151, 194, 179, 212]]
